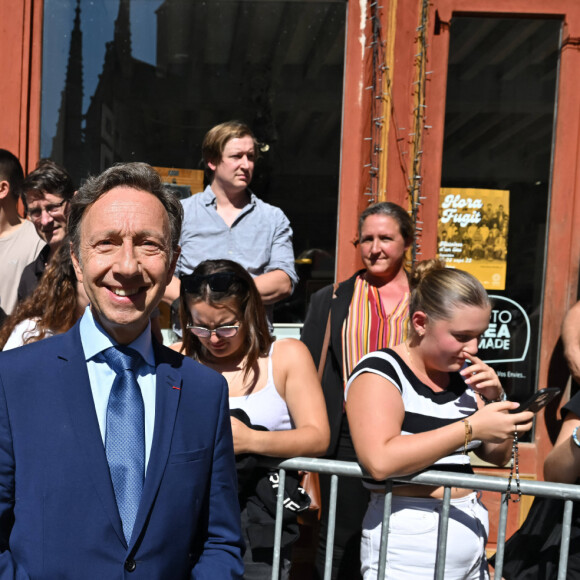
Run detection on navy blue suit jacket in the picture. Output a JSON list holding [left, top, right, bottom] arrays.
[[0, 322, 244, 579]]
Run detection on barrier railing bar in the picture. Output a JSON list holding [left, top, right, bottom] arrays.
[[558, 499, 573, 580], [492, 492, 510, 579], [271, 467, 286, 580], [377, 480, 393, 579], [261, 458, 580, 580], [266, 457, 580, 500], [434, 486, 451, 579], [323, 474, 339, 580]]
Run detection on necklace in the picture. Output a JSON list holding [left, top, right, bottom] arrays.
[[226, 366, 244, 387], [207, 354, 246, 389], [505, 428, 521, 503], [403, 341, 447, 391], [404, 340, 415, 368]]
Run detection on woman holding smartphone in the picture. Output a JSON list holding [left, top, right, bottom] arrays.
[[346, 260, 534, 579]]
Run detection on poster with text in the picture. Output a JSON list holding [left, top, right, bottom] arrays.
[[437, 188, 510, 290]]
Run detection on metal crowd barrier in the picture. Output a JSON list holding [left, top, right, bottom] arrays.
[[262, 457, 580, 580]]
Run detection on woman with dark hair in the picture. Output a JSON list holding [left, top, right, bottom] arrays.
[[301, 201, 414, 579], [346, 260, 534, 579], [0, 239, 88, 350], [173, 258, 329, 579]]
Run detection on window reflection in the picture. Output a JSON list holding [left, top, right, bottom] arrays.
[[440, 16, 561, 400], [42, 0, 346, 322]]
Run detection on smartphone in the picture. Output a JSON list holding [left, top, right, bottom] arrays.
[[508, 387, 560, 414]]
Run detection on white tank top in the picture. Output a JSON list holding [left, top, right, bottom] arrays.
[[229, 343, 294, 431]]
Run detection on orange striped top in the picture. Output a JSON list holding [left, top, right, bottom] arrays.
[[342, 274, 410, 388]]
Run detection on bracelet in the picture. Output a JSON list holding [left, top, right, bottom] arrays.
[[462, 419, 473, 454], [479, 390, 507, 405], [572, 426, 580, 448]]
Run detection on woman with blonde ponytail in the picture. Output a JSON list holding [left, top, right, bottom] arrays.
[[346, 259, 535, 579]]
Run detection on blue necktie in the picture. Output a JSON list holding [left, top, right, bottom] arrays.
[[103, 346, 145, 544]]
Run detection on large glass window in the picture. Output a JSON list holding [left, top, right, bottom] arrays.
[[439, 16, 562, 401], [41, 0, 346, 322]]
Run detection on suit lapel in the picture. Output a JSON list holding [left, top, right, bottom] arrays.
[[57, 323, 126, 546], [130, 344, 182, 547]]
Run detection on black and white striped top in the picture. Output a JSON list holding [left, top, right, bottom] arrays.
[[346, 348, 481, 476]]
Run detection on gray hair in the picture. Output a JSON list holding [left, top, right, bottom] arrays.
[[68, 162, 183, 259]]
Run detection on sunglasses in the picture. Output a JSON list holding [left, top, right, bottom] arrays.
[[180, 272, 241, 294], [186, 324, 240, 339]]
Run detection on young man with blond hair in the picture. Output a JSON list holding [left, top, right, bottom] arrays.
[[166, 121, 298, 322]]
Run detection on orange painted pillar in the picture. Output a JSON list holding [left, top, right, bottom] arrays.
[[0, 0, 43, 173], [335, 0, 370, 282]]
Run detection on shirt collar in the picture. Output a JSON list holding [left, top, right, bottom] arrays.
[[202, 185, 257, 208], [201, 185, 217, 206], [79, 306, 155, 367], [34, 245, 51, 274]]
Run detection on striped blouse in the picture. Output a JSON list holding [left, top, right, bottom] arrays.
[[341, 274, 409, 388], [346, 349, 481, 468]]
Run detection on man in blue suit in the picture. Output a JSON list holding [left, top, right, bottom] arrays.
[[0, 163, 244, 578]]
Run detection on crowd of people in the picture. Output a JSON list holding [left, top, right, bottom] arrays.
[[0, 119, 578, 579]]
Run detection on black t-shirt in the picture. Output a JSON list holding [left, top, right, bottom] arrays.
[[562, 389, 580, 420], [17, 244, 49, 303]]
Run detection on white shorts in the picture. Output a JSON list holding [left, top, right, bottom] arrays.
[[361, 491, 490, 580]]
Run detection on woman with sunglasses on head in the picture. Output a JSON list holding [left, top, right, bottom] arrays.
[[345, 259, 535, 580], [172, 258, 330, 580]]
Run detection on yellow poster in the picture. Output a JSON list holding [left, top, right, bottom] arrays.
[[437, 188, 509, 290]]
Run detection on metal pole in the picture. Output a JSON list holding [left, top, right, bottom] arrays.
[[377, 480, 393, 580], [434, 486, 451, 580], [323, 474, 339, 580], [271, 468, 286, 580], [557, 499, 573, 580], [492, 492, 510, 579]]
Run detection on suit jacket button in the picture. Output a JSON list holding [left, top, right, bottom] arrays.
[[124, 558, 137, 572]]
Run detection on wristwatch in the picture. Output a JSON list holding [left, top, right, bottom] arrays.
[[571, 425, 580, 448], [480, 390, 508, 404]]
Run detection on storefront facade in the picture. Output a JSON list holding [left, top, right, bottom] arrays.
[[2, 0, 580, 539]]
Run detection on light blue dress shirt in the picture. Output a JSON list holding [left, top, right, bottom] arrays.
[[79, 307, 156, 469], [176, 185, 298, 287]]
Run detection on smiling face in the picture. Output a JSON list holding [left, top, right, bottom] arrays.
[[71, 186, 178, 344], [25, 191, 70, 251], [415, 304, 491, 373], [359, 214, 410, 282], [185, 297, 246, 362], [208, 136, 255, 194]]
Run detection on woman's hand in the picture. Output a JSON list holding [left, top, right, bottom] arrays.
[[460, 352, 505, 402], [230, 417, 255, 455], [469, 401, 534, 444]]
